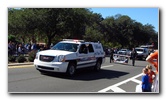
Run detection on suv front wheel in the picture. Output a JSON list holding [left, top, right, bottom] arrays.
[[66, 62, 76, 76]]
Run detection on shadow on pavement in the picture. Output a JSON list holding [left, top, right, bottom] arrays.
[[39, 68, 129, 81]]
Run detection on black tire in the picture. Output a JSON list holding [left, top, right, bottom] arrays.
[[94, 60, 101, 71], [66, 62, 76, 76]]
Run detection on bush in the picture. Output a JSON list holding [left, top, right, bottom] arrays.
[[28, 50, 37, 62], [17, 55, 27, 63], [8, 55, 16, 62]]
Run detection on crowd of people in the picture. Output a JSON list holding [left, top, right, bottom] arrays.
[[8, 41, 50, 56]]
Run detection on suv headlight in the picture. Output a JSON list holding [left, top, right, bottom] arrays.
[[58, 55, 66, 62]]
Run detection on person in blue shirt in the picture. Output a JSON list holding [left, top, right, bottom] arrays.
[[142, 68, 150, 92]]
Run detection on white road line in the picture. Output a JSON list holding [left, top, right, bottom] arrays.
[[98, 73, 143, 92], [110, 87, 126, 92], [131, 78, 142, 84]]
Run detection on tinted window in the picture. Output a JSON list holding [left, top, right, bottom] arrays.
[[88, 44, 94, 52], [79, 44, 88, 54]]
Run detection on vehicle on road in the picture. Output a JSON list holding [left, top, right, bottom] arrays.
[[34, 39, 105, 76], [117, 49, 131, 56], [113, 54, 130, 64], [135, 47, 149, 60], [140, 45, 154, 55]]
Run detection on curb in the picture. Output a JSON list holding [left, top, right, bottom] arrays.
[[8, 62, 33, 66]]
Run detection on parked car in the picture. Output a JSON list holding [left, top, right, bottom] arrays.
[[140, 45, 154, 55], [117, 49, 131, 56], [135, 47, 149, 60]]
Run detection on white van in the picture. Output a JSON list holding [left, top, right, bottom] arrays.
[[34, 39, 105, 76]]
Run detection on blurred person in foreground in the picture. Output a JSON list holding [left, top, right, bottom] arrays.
[[146, 50, 158, 92]]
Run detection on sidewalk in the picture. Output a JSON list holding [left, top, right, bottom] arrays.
[[8, 62, 33, 66]]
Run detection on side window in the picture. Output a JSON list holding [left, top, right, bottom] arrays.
[[79, 44, 88, 54], [88, 44, 94, 53]]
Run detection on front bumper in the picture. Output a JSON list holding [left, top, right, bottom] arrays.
[[34, 59, 69, 73]]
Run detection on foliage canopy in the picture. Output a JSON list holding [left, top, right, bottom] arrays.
[[8, 8, 158, 49]]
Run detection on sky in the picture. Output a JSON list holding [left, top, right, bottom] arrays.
[[90, 8, 159, 32]]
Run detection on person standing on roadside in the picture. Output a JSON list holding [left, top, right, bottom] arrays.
[[142, 68, 150, 92], [110, 48, 114, 63], [131, 48, 137, 66], [18, 44, 23, 55], [146, 65, 156, 92]]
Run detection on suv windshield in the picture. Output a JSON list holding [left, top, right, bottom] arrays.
[[51, 43, 78, 52]]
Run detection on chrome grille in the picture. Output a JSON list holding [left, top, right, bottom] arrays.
[[39, 55, 54, 62]]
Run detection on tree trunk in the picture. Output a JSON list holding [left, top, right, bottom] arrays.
[[47, 35, 52, 49]]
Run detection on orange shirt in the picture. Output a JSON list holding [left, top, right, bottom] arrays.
[[146, 51, 158, 73], [148, 71, 156, 83]]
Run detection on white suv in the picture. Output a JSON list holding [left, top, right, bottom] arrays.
[[34, 39, 105, 76]]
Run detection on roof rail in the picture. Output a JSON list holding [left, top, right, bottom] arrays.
[[63, 39, 85, 42]]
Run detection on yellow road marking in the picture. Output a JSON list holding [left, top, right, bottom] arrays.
[[8, 65, 33, 69]]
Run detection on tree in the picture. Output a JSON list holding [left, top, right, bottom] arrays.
[[36, 8, 91, 46], [83, 12, 104, 41], [8, 8, 41, 43], [8, 8, 158, 49]]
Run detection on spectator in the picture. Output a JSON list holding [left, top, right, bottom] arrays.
[[44, 44, 49, 50], [142, 68, 150, 92], [28, 43, 31, 51], [110, 48, 114, 63], [146, 50, 159, 92], [146, 50, 158, 73], [18, 44, 22, 55], [131, 48, 137, 66], [8, 41, 15, 55], [8, 41, 13, 55], [146, 65, 156, 92], [50, 43, 54, 48], [8, 41, 12, 49], [31, 43, 37, 50]]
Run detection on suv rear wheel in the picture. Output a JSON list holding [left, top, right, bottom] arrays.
[[94, 60, 101, 71]]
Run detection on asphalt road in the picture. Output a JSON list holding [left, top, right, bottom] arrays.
[[8, 57, 149, 93]]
